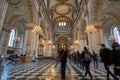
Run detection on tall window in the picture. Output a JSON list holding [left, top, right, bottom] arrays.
[[8, 29, 16, 47], [113, 27, 120, 44]]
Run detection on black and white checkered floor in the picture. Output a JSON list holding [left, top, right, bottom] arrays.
[[0, 60, 115, 80]]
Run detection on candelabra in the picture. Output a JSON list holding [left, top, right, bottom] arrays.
[[14, 37, 20, 54], [32, 25, 43, 61], [85, 24, 96, 34], [32, 25, 43, 35], [85, 24, 96, 50], [109, 36, 114, 41]]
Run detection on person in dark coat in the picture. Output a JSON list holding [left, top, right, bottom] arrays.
[[59, 47, 68, 80], [111, 42, 120, 78], [100, 44, 117, 80], [83, 47, 93, 79]]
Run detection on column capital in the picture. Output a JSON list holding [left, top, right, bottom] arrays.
[[25, 23, 36, 30], [92, 21, 102, 29], [94, 25, 102, 29]]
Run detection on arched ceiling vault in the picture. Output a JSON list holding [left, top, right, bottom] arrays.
[[41, 0, 84, 44]]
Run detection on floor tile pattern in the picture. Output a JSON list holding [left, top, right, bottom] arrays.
[[0, 60, 115, 80]]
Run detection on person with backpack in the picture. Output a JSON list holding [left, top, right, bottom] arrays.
[[100, 44, 118, 80], [83, 47, 93, 79], [58, 47, 68, 80], [111, 42, 120, 79]]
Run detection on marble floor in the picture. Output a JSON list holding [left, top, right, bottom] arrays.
[[0, 60, 115, 80]]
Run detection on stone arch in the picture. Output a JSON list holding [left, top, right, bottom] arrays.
[[57, 35, 68, 45], [5, 15, 25, 29], [102, 12, 120, 35]]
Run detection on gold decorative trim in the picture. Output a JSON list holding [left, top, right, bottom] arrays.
[[53, 16, 72, 25]]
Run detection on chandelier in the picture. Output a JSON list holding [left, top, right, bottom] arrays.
[[109, 36, 114, 41], [32, 25, 43, 35], [85, 24, 96, 33]]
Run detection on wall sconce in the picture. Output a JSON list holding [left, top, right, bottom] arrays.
[[52, 45, 56, 49], [47, 40, 52, 45], [74, 40, 79, 45], [70, 45, 74, 49], [109, 36, 114, 41]]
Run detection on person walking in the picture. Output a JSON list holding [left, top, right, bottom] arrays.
[[58, 47, 68, 80], [111, 42, 120, 80], [100, 44, 118, 80], [83, 47, 93, 79]]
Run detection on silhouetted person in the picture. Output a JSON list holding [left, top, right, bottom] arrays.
[[111, 42, 120, 79], [83, 47, 93, 79], [100, 44, 117, 80], [92, 50, 98, 69], [58, 48, 68, 80]]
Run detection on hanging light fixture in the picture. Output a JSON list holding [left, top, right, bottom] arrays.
[[85, 24, 97, 34], [32, 25, 43, 35]]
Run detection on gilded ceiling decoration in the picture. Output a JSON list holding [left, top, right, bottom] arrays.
[[58, 36, 67, 45], [55, 4, 70, 15], [53, 16, 72, 25]]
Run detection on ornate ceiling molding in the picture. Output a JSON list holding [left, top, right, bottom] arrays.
[[58, 35, 68, 45], [53, 16, 72, 25], [55, 4, 71, 15]]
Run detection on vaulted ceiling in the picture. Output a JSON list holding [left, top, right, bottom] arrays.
[[43, 0, 82, 35], [4, 0, 120, 45]]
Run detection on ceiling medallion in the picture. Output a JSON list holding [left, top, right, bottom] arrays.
[[7, 0, 21, 5], [55, 4, 70, 15]]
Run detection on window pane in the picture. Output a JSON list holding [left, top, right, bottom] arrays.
[[61, 22, 64, 26], [8, 29, 15, 47], [64, 22, 66, 26], [113, 27, 120, 44], [59, 22, 61, 26]]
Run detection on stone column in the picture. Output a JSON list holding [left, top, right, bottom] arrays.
[[93, 25, 104, 53], [23, 23, 35, 58], [48, 44, 51, 56], [0, 28, 10, 55], [0, 0, 8, 33], [104, 33, 112, 48], [87, 33, 92, 52], [79, 38, 87, 51]]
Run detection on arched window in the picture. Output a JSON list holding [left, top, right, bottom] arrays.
[[8, 29, 16, 47], [113, 27, 120, 44]]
